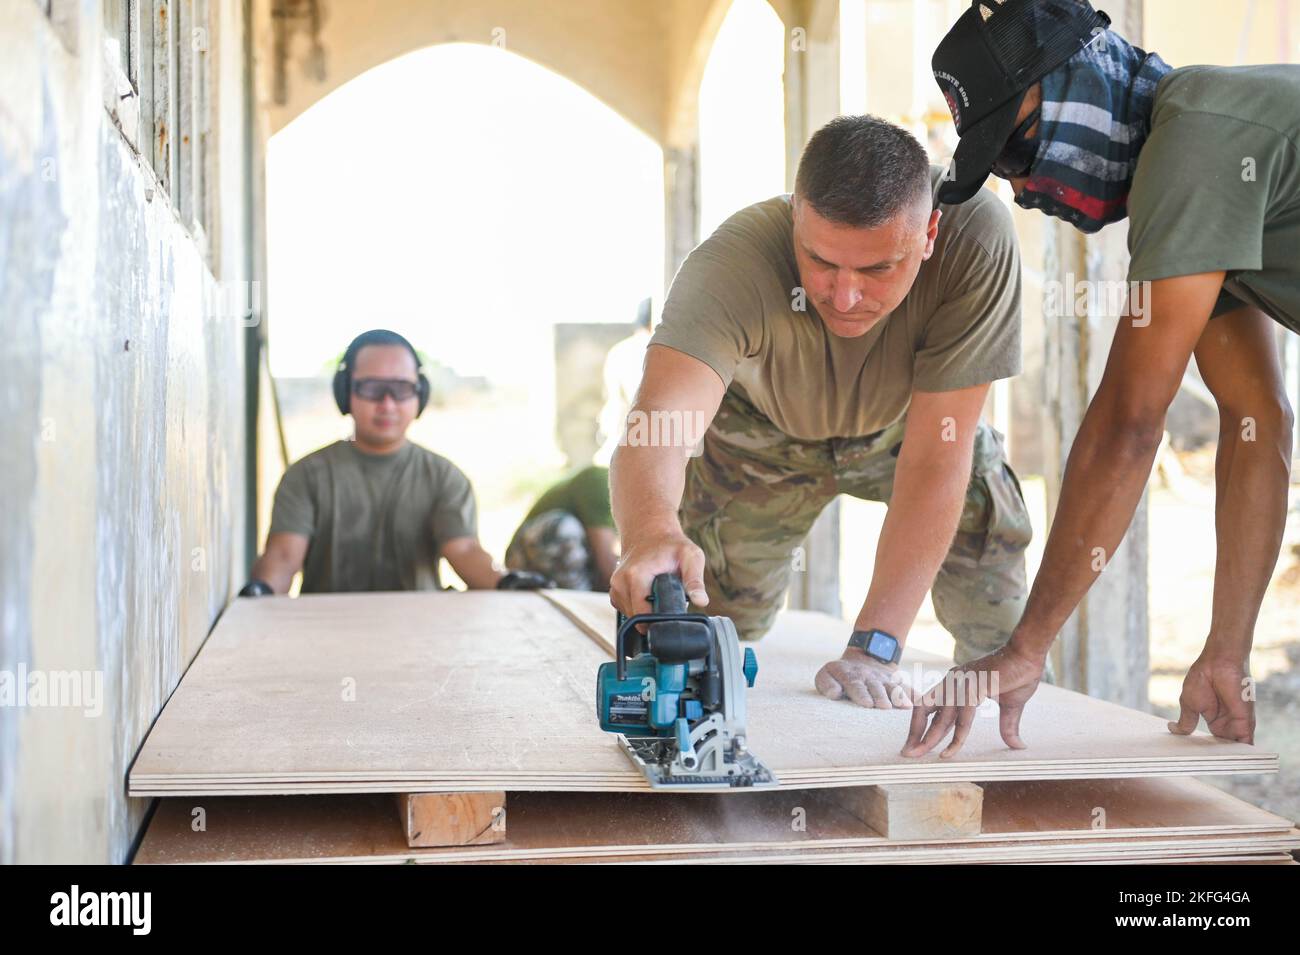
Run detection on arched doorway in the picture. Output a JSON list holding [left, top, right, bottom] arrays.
[[264, 42, 664, 579]]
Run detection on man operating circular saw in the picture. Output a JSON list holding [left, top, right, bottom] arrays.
[[906, 0, 1300, 758], [608, 113, 1035, 710]]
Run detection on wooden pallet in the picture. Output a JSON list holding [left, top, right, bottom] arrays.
[[133, 777, 1300, 865]]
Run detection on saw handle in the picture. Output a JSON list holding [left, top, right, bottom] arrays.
[[650, 572, 689, 615], [614, 612, 714, 681], [614, 574, 714, 682], [614, 572, 689, 631]]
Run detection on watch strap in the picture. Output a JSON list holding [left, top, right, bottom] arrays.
[[847, 628, 901, 664]]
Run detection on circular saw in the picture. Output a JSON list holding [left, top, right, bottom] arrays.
[[596, 573, 778, 790]]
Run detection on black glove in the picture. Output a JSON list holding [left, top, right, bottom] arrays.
[[238, 578, 274, 597], [496, 570, 554, 591]]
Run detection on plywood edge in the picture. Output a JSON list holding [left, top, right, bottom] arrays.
[[539, 590, 615, 655]]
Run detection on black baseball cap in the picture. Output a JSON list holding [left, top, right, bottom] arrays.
[[932, 0, 1110, 204]]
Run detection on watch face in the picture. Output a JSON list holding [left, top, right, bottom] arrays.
[[867, 631, 898, 661]]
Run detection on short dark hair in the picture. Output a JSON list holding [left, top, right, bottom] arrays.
[[343, 329, 422, 374], [794, 115, 932, 228]]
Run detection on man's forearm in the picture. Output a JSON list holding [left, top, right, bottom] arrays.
[[248, 553, 295, 594], [609, 441, 690, 546], [444, 542, 502, 589], [856, 460, 970, 642], [1206, 416, 1292, 659], [249, 535, 309, 593], [1012, 402, 1163, 659]]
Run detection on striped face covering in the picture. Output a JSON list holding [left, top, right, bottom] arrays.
[[1015, 31, 1172, 233]]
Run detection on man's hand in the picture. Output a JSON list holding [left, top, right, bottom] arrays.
[[815, 651, 913, 709], [901, 645, 1044, 758], [609, 529, 708, 619], [1169, 653, 1256, 744]]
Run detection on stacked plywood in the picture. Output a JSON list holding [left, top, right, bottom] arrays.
[[128, 591, 1294, 865], [128, 592, 1276, 797], [134, 778, 1299, 864]]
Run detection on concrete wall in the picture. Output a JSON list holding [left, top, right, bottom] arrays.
[[0, 0, 255, 863]]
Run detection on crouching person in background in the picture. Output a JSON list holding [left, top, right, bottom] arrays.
[[506, 465, 618, 591]]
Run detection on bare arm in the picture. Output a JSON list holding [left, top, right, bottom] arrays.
[[1193, 305, 1293, 660], [1164, 304, 1292, 744], [816, 384, 988, 709], [1010, 272, 1227, 660], [440, 536, 503, 590], [857, 384, 989, 639], [248, 532, 309, 594], [608, 345, 726, 616]]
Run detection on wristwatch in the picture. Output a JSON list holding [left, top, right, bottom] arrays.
[[847, 628, 901, 665]]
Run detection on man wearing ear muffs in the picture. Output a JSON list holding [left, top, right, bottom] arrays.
[[239, 329, 550, 596], [907, 0, 1300, 758]]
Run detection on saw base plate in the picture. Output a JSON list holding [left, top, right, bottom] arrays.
[[618, 735, 780, 791]]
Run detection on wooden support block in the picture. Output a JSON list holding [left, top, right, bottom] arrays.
[[395, 792, 507, 848], [829, 783, 983, 840]]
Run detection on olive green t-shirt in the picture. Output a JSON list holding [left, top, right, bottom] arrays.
[[1127, 65, 1300, 332], [268, 440, 478, 593], [523, 465, 613, 530], [648, 166, 1023, 440]]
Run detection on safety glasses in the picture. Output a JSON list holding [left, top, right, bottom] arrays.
[[991, 106, 1042, 180], [352, 378, 418, 402]]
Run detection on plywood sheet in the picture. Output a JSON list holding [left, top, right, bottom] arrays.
[[134, 777, 1299, 865], [128, 591, 1276, 796]]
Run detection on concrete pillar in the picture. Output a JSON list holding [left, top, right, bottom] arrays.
[[663, 142, 699, 290], [1041, 1, 1150, 708], [780, 0, 842, 615], [780, 0, 840, 189]]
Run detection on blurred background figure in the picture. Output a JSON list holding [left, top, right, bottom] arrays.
[[595, 297, 654, 467], [506, 465, 618, 591]]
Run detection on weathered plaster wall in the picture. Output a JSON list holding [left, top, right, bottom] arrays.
[[0, 0, 253, 863]]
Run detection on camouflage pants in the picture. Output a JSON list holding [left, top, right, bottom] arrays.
[[680, 389, 1032, 665], [505, 510, 597, 590]]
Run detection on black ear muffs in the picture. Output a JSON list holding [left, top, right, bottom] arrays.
[[333, 330, 431, 417], [332, 363, 352, 415]]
